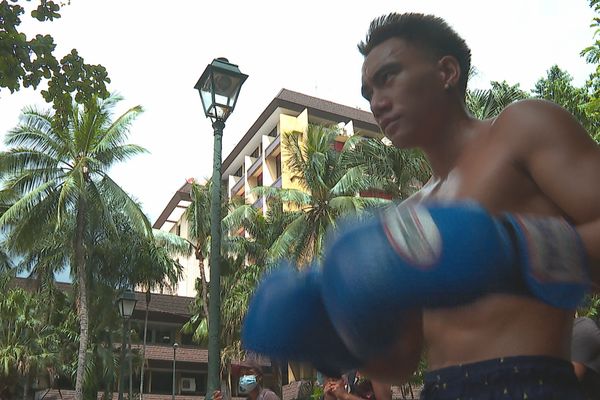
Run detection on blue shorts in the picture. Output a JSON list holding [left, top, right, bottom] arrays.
[[421, 356, 584, 399]]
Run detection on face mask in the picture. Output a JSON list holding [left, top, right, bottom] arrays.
[[239, 375, 258, 394]]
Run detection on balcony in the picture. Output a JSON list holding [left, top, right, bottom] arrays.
[[264, 135, 280, 157], [271, 176, 282, 188], [247, 157, 262, 177], [230, 176, 245, 197], [252, 196, 264, 209]]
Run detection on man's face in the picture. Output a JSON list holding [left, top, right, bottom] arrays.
[[361, 37, 446, 149]]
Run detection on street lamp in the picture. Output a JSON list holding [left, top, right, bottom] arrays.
[[172, 342, 178, 400], [194, 58, 248, 399], [117, 290, 137, 400]]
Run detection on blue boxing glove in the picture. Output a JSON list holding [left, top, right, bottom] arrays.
[[242, 264, 361, 377], [321, 201, 590, 362]]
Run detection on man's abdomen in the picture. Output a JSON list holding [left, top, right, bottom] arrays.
[[423, 293, 573, 371]]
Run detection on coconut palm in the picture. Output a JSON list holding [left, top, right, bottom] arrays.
[[0, 93, 150, 400], [222, 197, 293, 268], [467, 81, 529, 119], [342, 135, 431, 200], [185, 181, 212, 325], [256, 124, 391, 266], [217, 197, 293, 359], [131, 229, 189, 400]]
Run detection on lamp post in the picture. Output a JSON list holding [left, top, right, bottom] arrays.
[[194, 58, 248, 399], [117, 290, 137, 400], [172, 342, 178, 400]]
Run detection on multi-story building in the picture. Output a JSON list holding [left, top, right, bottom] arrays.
[[154, 88, 382, 384], [221, 88, 380, 210], [154, 89, 381, 297]]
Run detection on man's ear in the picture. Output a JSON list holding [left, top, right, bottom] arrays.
[[437, 55, 461, 90]]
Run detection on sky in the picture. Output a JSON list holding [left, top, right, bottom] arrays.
[[0, 0, 597, 224]]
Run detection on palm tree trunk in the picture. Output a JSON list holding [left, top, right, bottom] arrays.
[[22, 373, 29, 400], [74, 199, 89, 400], [198, 255, 209, 321], [139, 290, 151, 399]]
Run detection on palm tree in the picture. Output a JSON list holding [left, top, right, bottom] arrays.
[[0, 93, 150, 400], [0, 276, 63, 399], [467, 80, 529, 119], [256, 124, 390, 266], [132, 229, 189, 399], [218, 197, 293, 355], [185, 181, 212, 325], [223, 197, 293, 267], [343, 135, 431, 200]]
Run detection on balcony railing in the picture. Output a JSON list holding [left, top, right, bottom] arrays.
[[264, 135, 280, 157], [231, 176, 244, 196], [247, 157, 261, 177], [252, 196, 264, 209], [271, 176, 282, 188]]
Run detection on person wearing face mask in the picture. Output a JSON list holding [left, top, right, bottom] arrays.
[[213, 360, 280, 400]]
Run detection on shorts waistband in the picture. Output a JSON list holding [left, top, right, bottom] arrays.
[[424, 355, 573, 384]]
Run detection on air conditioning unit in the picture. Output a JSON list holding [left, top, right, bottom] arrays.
[[180, 377, 196, 392]]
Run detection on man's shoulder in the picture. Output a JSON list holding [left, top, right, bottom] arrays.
[[493, 99, 574, 134], [489, 98, 587, 154]]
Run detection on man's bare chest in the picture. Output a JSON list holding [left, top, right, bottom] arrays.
[[422, 145, 561, 217]]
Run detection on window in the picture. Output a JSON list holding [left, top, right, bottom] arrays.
[[257, 173, 263, 187], [234, 166, 243, 177], [154, 328, 173, 344], [181, 332, 195, 346], [251, 144, 262, 158], [151, 371, 173, 395]]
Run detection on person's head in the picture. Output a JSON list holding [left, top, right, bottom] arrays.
[[238, 360, 263, 395], [359, 13, 471, 95], [358, 13, 472, 148], [323, 375, 345, 386]]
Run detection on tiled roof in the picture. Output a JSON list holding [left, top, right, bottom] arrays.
[[12, 277, 194, 317], [135, 290, 194, 317], [132, 343, 208, 363]]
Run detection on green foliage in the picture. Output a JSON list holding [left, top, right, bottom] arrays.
[[310, 383, 323, 400], [258, 124, 393, 265], [0, 0, 110, 126], [0, 275, 75, 398], [343, 135, 430, 200], [532, 65, 600, 136], [578, 293, 600, 319], [467, 81, 529, 119], [580, 0, 600, 141], [0, 93, 149, 399]]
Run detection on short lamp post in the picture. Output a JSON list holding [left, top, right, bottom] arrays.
[[172, 342, 178, 400], [194, 58, 248, 399], [117, 290, 137, 400]]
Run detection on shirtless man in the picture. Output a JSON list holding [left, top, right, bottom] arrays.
[[243, 12, 600, 399]]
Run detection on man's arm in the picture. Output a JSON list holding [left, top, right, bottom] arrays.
[[493, 99, 600, 287]]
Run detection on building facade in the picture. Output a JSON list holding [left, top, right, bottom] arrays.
[[153, 89, 382, 383]]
